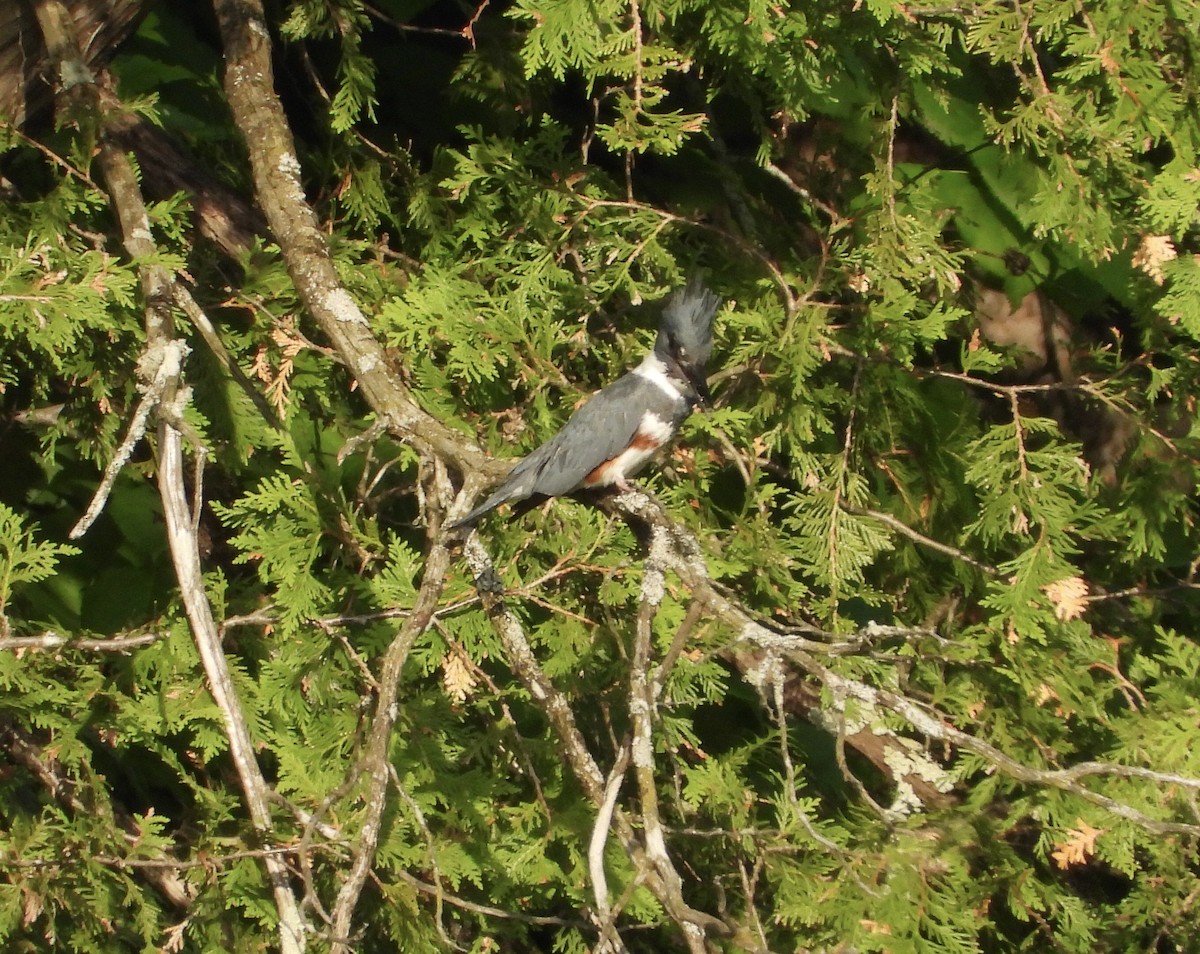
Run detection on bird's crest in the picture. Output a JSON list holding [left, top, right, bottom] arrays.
[[656, 278, 720, 369]]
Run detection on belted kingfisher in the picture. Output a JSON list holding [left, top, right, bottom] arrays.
[[449, 280, 720, 530]]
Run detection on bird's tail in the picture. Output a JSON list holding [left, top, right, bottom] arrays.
[[446, 487, 516, 531]]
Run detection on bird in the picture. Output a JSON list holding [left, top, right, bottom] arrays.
[[448, 280, 720, 530]]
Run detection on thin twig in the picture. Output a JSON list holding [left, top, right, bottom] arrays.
[[650, 599, 703, 701], [69, 338, 190, 539], [0, 631, 162, 652], [589, 741, 631, 952], [845, 505, 1000, 574]]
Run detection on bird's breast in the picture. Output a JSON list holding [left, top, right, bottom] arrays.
[[583, 410, 677, 487]]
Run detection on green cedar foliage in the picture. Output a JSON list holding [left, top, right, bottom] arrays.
[[2, 1, 1200, 952]]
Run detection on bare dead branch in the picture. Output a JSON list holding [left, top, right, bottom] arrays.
[[29, 1, 308, 943], [462, 532, 733, 941], [811, 653, 1200, 836], [211, 0, 488, 473], [631, 526, 709, 954], [69, 338, 190, 539], [328, 528, 454, 952], [160, 407, 310, 951], [609, 489, 1200, 836], [589, 742, 632, 953], [0, 630, 162, 652]]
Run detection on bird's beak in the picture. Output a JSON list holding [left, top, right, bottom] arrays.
[[684, 365, 711, 408]]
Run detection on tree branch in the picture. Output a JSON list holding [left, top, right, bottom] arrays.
[[0, 630, 162, 652], [211, 0, 488, 474], [329, 526, 454, 952], [589, 741, 632, 953], [461, 532, 732, 941], [609, 490, 1200, 836], [30, 1, 308, 945], [630, 526, 709, 954]]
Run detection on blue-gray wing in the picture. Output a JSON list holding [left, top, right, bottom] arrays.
[[509, 372, 650, 497], [449, 372, 671, 529]]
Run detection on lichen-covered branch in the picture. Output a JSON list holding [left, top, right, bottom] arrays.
[[30, 1, 308, 947], [328, 528, 455, 953]]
